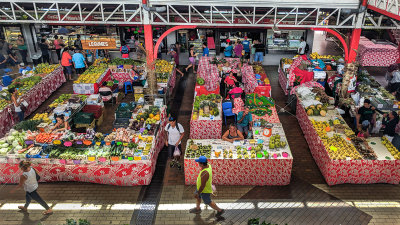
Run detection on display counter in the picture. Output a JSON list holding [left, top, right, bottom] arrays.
[[0, 66, 65, 137], [295, 85, 400, 185], [184, 124, 293, 185], [190, 94, 222, 139]]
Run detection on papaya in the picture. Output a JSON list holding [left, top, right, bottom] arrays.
[[307, 109, 314, 116], [320, 110, 327, 117]]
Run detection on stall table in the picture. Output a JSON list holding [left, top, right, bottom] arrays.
[[357, 37, 399, 67], [296, 100, 400, 185], [0, 66, 66, 137], [190, 102, 222, 139], [185, 125, 293, 185], [0, 107, 168, 186], [73, 69, 109, 95], [279, 67, 289, 95]]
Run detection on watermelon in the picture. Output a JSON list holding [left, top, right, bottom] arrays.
[[197, 78, 205, 85]]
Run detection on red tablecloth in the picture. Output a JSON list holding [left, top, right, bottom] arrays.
[[357, 37, 399, 67], [279, 67, 289, 95], [189, 119, 222, 139], [296, 101, 400, 185], [0, 108, 168, 186], [73, 69, 109, 95], [111, 70, 134, 84], [252, 107, 281, 124], [241, 64, 258, 93], [184, 158, 292, 185], [195, 85, 220, 96], [0, 67, 66, 137]]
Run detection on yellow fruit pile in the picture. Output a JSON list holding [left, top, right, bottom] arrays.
[[155, 60, 173, 74], [74, 64, 108, 84], [282, 58, 293, 64], [33, 113, 51, 124], [310, 52, 342, 61], [382, 137, 400, 159], [0, 99, 9, 111], [34, 63, 59, 74], [322, 134, 362, 160], [311, 120, 330, 137]]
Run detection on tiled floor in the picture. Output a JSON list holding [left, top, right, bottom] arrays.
[[1, 61, 400, 225]]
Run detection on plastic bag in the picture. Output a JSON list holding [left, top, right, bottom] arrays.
[[173, 146, 181, 157], [351, 92, 360, 105], [212, 184, 217, 196], [371, 120, 382, 134]]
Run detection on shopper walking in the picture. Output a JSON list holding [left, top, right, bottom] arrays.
[[250, 40, 257, 64], [11, 160, 53, 215], [16, 35, 28, 65], [53, 35, 63, 62], [165, 116, 184, 169], [61, 47, 73, 80], [9, 88, 24, 122], [72, 50, 87, 77], [254, 40, 265, 65], [242, 36, 251, 63], [38, 39, 50, 64], [169, 45, 184, 76], [185, 44, 198, 73], [74, 34, 83, 50], [189, 156, 225, 217]]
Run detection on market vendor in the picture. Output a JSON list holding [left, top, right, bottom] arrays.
[[386, 64, 400, 95], [382, 111, 399, 142], [50, 114, 70, 132], [356, 99, 376, 131], [222, 124, 244, 142], [237, 107, 253, 138]]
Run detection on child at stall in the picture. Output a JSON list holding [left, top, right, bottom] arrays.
[[357, 125, 370, 139]]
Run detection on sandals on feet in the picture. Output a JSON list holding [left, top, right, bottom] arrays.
[[43, 209, 53, 215], [18, 206, 27, 212], [189, 207, 202, 214]]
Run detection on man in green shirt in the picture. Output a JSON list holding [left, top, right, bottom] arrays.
[[189, 156, 225, 217], [237, 107, 253, 138]]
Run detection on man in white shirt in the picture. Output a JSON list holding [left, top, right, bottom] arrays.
[[298, 37, 307, 55], [165, 116, 184, 168]]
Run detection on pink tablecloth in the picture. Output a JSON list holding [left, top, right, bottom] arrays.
[[296, 100, 400, 185], [0, 108, 167, 186], [111, 70, 134, 84], [357, 37, 399, 67], [185, 158, 292, 185], [241, 64, 258, 93], [189, 119, 222, 139], [0, 67, 66, 137], [252, 107, 281, 124], [279, 67, 288, 95]]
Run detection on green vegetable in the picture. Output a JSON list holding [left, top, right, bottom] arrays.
[[14, 119, 42, 131]]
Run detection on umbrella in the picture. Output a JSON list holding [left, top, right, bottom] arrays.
[[57, 27, 70, 34]]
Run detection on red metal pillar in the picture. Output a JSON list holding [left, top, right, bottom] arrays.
[[153, 25, 197, 60], [347, 29, 361, 63], [144, 24, 154, 65]]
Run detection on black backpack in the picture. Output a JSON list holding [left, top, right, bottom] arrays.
[[305, 43, 310, 53], [167, 123, 181, 133]]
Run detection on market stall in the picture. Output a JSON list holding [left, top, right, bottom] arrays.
[[190, 94, 223, 139], [0, 105, 167, 186], [184, 123, 293, 185], [73, 64, 109, 95], [357, 37, 399, 67], [295, 84, 400, 185], [0, 65, 65, 137]]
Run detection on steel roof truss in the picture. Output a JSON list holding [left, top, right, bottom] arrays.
[[61, 3, 77, 21], [256, 7, 275, 24], [190, 5, 210, 24], [318, 8, 339, 26], [276, 8, 296, 25], [234, 6, 252, 24], [297, 8, 316, 25]]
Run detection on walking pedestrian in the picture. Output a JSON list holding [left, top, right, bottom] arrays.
[[16, 35, 28, 65], [10, 160, 53, 215], [254, 40, 265, 65], [61, 47, 73, 80], [185, 44, 198, 73], [189, 156, 225, 217], [165, 116, 184, 169], [242, 36, 251, 63], [224, 42, 233, 58], [38, 39, 50, 64], [72, 50, 87, 77], [250, 40, 257, 64], [74, 34, 83, 50], [202, 42, 209, 57], [9, 88, 25, 122], [168, 44, 184, 76], [6, 44, 19, 67], [234, 40, 243, 59], [120, 41, 130, 59], [53, 35, 63, 62]]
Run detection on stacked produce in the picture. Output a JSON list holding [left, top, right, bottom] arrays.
[[110, 58, 143, 66], [185, 140, 212, 158], [0, 130, 27, 155], [74, 64, 108, 84], [322, 134, 362, 160], [155, 60, 174, 83], [192, 94, 221, 120], [34, 63, 59, 75], [14, 119, 43, 131], [382, 137, 400, 159], [245, 93, 275, 116], [32, 113, 51, 124], [8, 76, 42, 94], [309, 52, 342, 61], [351, 137, 377, 160]]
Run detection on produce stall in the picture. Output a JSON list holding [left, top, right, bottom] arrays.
[[0, 105, 168, 186], [184, 123, 293, 185], [295, 85, 400, 185], [109, 58, 146, 86], [357, 37, 399, 67], [190, 94, 222, 139], [73, 64, 109, 95], [155, 59, 177, 98], [0, 65, 66, 137]]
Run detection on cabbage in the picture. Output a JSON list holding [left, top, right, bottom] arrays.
[[0, 148, 8, 154], [11, 131, 19, 136], [0, 140, 5, 145], [15, 146, 23, 151], [2, 143, 9, 148], [7, 136, 15, 143], [12, 140, 20, 147]]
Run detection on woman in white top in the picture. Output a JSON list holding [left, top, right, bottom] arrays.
[[11, 160, 53, 215], [9, 88, 24, 122]]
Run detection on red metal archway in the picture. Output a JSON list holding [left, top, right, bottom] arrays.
[[153, 25, 197, 60], [310, 27, 350, 62]]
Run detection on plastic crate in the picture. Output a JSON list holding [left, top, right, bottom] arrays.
[[73, 112, 95, 124], [76, 120, 96, 129], [82, 105, 103, 119], [113, 118, 130, 128]]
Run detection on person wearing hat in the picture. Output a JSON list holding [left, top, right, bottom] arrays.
[[190, 156, 225, 217], [382, 111, 399, 142], [165, 116, 184, 168], [356, 99, 376, 132]]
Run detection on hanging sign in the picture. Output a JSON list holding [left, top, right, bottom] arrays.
[[81, 39, 117, 50]]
